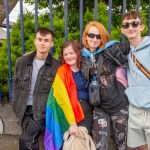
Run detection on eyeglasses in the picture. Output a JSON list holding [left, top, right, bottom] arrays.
[[87, 33, 101, 39], [122, 21, 141, 29]]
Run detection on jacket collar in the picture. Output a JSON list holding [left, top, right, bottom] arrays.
[[26, 51, 53, 66], [82, 40, 119, 60]]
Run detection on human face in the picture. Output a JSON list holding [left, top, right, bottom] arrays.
[[63, 45, 78, 68], [34, 32, 54, 56], [86, 26, 101, 52], [121, 18, 144, 41]]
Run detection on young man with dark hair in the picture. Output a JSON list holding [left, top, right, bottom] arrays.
[[12, 27, 60, 150], [121, 11, 150, 150]]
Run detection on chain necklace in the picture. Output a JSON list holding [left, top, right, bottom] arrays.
[[91, 53, 97, 69], [90, 53, 98, 76]]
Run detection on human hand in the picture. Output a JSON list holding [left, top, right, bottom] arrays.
[[69, 123, 79, 136]]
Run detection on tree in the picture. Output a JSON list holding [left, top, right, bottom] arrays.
[[24, 0, 149, 34], [0, 1, 103, 101], [0, 0, 149, 102], [0, 0, 19, 24]]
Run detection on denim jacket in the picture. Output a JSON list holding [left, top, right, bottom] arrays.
[[12, 51, 60, 124]]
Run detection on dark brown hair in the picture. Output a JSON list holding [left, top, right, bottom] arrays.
[[60, 40, 81, 68], [35, 27, 54, 38], [122, 11, 143, 24]]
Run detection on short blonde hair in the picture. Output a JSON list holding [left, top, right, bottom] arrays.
[[82, 21, 111, 49]]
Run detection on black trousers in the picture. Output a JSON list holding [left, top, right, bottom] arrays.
[[19, 106, 44, 150], [78, 99, 93, 135]]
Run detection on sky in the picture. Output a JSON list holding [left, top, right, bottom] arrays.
[[9, 1, 48, 23], [9, 1, 35, 22], [1, 1, 34, 33], [1, 1, 47, 34]]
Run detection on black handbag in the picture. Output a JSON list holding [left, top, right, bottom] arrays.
[[88, 53, 103, 106], [88, 79, 100, 106]]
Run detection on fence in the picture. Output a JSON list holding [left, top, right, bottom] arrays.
[[0, 0, 150, 102]]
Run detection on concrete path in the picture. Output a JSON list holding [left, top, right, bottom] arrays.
[[0, 104, 44, 150], [0, 104, 116, 150]]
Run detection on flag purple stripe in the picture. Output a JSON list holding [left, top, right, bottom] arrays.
[[44, 128, 60, 150]]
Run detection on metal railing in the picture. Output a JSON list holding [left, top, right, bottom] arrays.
[[1, 0, 149, 102]]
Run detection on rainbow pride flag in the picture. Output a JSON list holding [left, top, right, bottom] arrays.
[[44, 64, 84, 150]]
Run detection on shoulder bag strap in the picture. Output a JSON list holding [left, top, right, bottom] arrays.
[[130, 51, 150, 79]]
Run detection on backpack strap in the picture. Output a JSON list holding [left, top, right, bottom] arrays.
[[130, 51, 150, 79]]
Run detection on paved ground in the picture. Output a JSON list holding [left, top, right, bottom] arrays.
[[0, 134, 19, 150], [0, 104, 44, 150], [0, 134, 44, 150], [0, 135, 116, 150], [0, 104, 117, 150]]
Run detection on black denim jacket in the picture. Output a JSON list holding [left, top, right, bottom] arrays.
[[12, 51, 60, 124]]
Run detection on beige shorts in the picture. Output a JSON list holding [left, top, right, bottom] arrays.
[[127, 104, 150, 149]]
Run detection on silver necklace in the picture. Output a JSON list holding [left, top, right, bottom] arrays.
[[90, 53, 97, 69]]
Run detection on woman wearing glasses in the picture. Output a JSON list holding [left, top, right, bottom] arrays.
[[81, 21, 130, 150]]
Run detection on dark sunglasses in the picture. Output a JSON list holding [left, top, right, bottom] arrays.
[[122, 21, 141, 29], [87, 33, 101, 39]]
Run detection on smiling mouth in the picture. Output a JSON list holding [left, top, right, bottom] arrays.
[[128, 32, 135, 34]]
